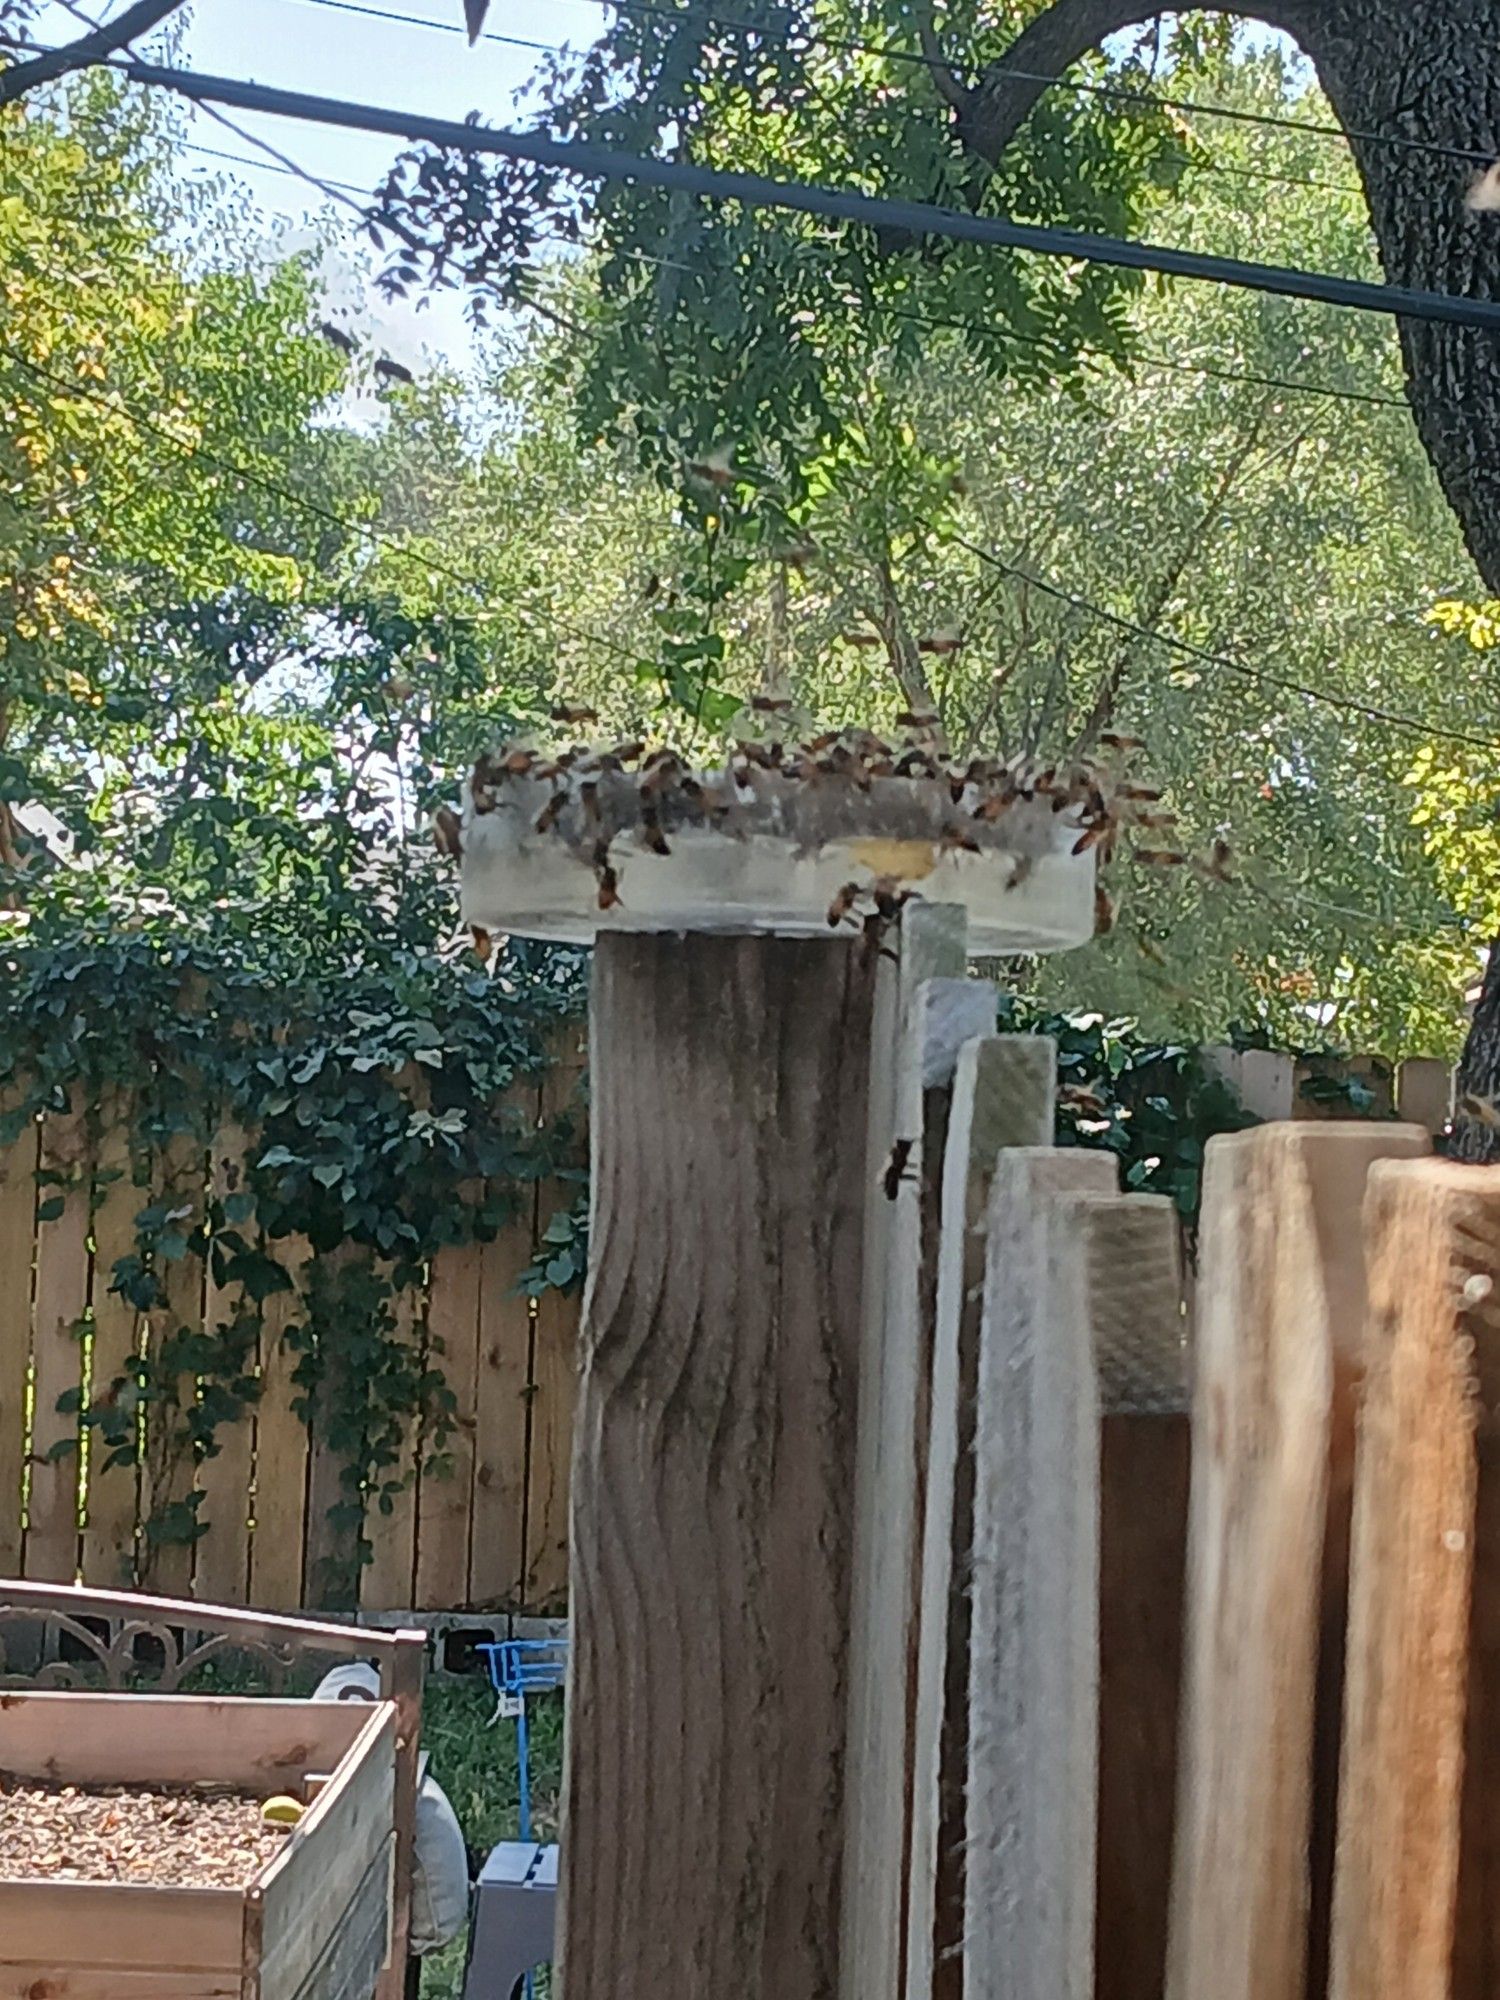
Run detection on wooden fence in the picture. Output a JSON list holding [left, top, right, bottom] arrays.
[[0, 1039, 585, 1617]]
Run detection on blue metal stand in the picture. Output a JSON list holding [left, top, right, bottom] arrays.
[[473, 1638, 568, 1999]]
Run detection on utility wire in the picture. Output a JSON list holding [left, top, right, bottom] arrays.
[[81, 58, 1500, 334], [0, 335, 642, 666], [950, 535, 1500, 752], [294, 0, 1365, 197], [296, 0, 1488, 173]]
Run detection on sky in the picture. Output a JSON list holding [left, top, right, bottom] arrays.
[[28, 0, 608, 368]]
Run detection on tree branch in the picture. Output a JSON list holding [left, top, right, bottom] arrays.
[[959, 0, 1310, 165], [914, 0, 971, 118], [0, 0, 185, 106]]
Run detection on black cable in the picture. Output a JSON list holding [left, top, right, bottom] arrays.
[[85, 58, 1500, 334], [296, 0, 1487, 173], [950, 535, 1500, 751], [0, 336, 642, 666], [294, 0, 1366, 197]]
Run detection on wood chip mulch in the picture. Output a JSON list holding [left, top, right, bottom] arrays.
[[0, 1777, 288, 1888]]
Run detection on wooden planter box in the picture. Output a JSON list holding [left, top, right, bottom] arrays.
[[0, 1691, 398, 1999]]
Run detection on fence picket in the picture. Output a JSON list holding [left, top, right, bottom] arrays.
[[467, 1205, 534, 1610], [414, 1239, 483, 1610], [81, 1100, 143, 1590], [25, 1111, 90, 1582], [360, 1279, 424, 1615], [248, 1234, 310, 1611], [525, 1046, 587, 1611], [192, 1120, 254, 1604], [0, 1104, 36, 1573]]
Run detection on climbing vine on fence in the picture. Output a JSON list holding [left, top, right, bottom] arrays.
[[0, 922, 587, 1601]]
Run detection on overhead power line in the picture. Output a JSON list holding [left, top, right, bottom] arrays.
[[295, 0, 1485, 173], [951, 535, 1500, 752], [93, 58, 1500, 334]]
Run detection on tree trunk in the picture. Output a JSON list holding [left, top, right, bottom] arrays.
[[964, 0, 1500, 1143]]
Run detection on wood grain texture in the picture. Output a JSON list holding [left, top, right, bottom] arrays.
[[139, 1128, 208, 1596], [0, 1881, 243, 1977], [194, 1119, 254, 1605], [249, 1236, 311, 1611], [0, 1108, 36, 1574], [81, 1102, 143, 1589], [361, 1281, 423, 1615], [843, 908, 969, 2000], [1165, 1122, 1429, 2000], [1328, 1160, 1500, 2000], [558, 933, 876, 2000], [26, 1111, 90, 1581], [905, 1033, 1056, 2000], [965, 1148, 1118, 2000], [1091, 1196, 1187, 2000], [465, 1187, 533, 1610], [0, 1691, 368, 1789], [526, 1043, 586, 1611], [414, 1239, 483, 1611]]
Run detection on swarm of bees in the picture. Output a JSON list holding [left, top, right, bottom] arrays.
[[445, 704, 1234, 941]]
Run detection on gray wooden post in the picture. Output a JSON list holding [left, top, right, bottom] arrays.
[[556, 931, 877, 2000]]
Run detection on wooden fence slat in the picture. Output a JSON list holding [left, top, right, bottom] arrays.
[[1094, 1197, 1188, 2000], [302, 1243, 371, 1612], [414, 1240, 483, 1610], [248, 1234, 310, 1612], [1165, 1122, 1429, 2000], [1397, 1056, 1453, 1132], [359, 1278, 425, 1615], [0, 1107, 36, 1574], [905, 1030, 1054, 2000], [842, 908, 970, 2000], [1328, 1158, 1500, 2000], [464, 1211, 533, 1611], [138, 1129, 207, 1596], [965, 1146, 1118, 2000], [192, 1121, 254, 1605], [25, 1112, 90, 1581], [81, 1102, 143, 1590], [525, 1046, 587, 1611]]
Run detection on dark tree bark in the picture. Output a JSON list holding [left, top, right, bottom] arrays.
[[946, 0, 1500, 1147], [0, 0, 187, 106]]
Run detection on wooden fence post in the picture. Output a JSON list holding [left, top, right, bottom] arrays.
[[1094, 1198, 1188, 2000], [842, 908, 970, 2000], [1166, 1122, 1428, 2000], [0, 1103, 36, 1574], [82, 1097, 143, 1590], [965, 1146, 1117, 2000], [1328, 1159, 1500, 2000], [557, 932, 877, 2000], [905, 1033, 1056, 2000]]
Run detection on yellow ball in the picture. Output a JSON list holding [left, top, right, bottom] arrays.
[[261, 1794, 305, 1827]]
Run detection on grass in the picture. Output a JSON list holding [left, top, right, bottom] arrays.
[[418, 1680, 564, 2000]]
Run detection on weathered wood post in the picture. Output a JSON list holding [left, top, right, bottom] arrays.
[[455, 730, 1097, 2000], [560, 931, 877, 1997]]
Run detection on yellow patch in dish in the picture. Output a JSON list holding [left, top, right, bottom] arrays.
[[846, 839, 938, 881]]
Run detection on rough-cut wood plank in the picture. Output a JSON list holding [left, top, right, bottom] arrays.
[[249, 1235, 311, 1612], [465, 1203, 532, 1611], [139, 1127, 208, 1596], [274, 1835, 394, 2000], [0, 1107, 37, 1575], [1328, 1160, 1500, 2000], [0, 1963, 241, 1999], [301, 1245, 368, 1613], [258, 1704, 395, 2000], [414, 1239, 482, 1611], [194, 1119, 254, 1605], [361, 1280, 424, 1615], [558, 933, 876, 2000], [1237, 1048, 1295, 1122], [81, 1101, 143, 1589], [0, 1881, 243, 1973], [1295, 1053, 1396, 1121], [25, 1111, 90, 1581], [0, 1691, 369, 1790], [965, 1147, 1118, 2000], [1166, 1122, 1429, 2000], [1397, 1056, 1454, 1133], [905, 1032, 1056, 2000], [526, 1045, 587, 1612], [1092, 1197, 1188, 2000], [843, 907, 969, 2000]]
